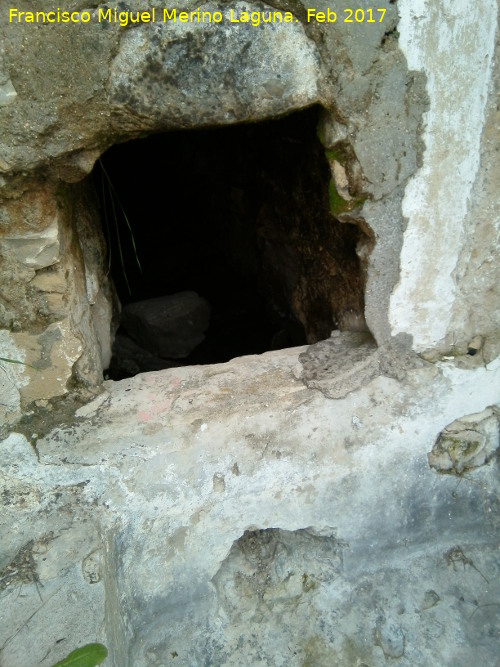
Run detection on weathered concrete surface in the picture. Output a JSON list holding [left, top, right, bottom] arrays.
[[0, 433, 105, 667], [312, 0, 428, 346], [390, 0, 500, 353], [1, 345, 499, 666], [446, 18, 500, 352]]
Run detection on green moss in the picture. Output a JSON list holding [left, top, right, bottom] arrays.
[[324, 148, 344, 163], [385, 27, 400, 39], [444, 436, 481, 462], [328, 179, 366, 216], [329, 178, 347, 215]]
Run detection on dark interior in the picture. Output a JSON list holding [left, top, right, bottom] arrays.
[[94, 106, 366, 378]]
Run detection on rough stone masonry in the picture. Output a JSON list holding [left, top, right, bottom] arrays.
[[0, 1, 499, 665]]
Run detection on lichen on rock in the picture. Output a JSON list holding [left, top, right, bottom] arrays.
[[428, 406, 500, 474]]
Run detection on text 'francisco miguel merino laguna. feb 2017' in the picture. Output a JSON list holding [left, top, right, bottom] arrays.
[[8, 6, 387, 26]]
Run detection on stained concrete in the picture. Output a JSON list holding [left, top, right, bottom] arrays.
[[1, 346, 499, 665], [390, 0, 500, 352]]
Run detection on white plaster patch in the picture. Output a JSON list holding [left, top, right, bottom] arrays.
[[390, 0, 497, 350]]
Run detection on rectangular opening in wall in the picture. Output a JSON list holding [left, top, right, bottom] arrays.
[[93, 106, 370, 380]]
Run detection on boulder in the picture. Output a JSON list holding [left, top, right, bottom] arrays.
[[121, 291, 210, 359]]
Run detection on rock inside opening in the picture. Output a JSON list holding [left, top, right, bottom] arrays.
[[94, 107, 367, 379]]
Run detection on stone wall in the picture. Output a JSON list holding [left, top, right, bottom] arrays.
[[1, 0, 429, 421], [1, 1, 499, 666]]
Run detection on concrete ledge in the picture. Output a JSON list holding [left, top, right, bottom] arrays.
[[1, 348, 499, 665]]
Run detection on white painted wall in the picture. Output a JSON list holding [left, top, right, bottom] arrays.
[[390, 0, 498, 350]]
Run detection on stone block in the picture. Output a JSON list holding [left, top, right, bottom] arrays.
[[428, 406, 500, 474], [121, 291, 210, 359]]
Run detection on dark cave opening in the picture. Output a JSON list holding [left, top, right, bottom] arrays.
[[94, 106, 367, 379]]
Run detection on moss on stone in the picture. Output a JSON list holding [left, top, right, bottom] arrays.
[[328, 178, 349, 215], [328, 178, 366, 216], [443, 436, 482, 468], [324, 148, 345, 163]]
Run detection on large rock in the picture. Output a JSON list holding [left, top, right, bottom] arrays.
[[108, 1, 321, 128], [121, 291, 210, 359], [108, 333, 181, 380]]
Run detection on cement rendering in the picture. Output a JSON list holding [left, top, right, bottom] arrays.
[[390, 0, 499, 351], [1, 347, 499, 665]]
